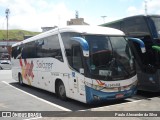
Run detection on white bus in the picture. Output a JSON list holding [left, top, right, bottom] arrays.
[[11, 26, 137, 104]]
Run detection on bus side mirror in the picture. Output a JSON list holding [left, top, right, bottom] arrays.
[[128, 38, 146, 53], [71, 37, 89, 57], [152, 45, 160, 52]]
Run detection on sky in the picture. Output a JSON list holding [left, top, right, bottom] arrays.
[[0, 0, 160, 32]]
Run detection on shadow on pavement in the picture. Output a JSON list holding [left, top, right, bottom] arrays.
[[9, 82, 160, 111]]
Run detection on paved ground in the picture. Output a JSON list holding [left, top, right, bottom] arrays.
[[0, 70, 160, 120], [40, 97, 160, 120]]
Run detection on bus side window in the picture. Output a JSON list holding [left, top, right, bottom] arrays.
[[36, 35, 63, 62], [72, 45, 83, 73]]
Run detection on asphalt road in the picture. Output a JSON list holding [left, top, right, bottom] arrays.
[[0, 70, 160, 120]]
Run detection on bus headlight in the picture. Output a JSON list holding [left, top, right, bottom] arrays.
[[85, 81, 105, 90]]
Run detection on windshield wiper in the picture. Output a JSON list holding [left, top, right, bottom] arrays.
[[104, 58, 115, 81]]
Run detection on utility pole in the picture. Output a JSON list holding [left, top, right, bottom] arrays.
[[144, 0, 148, 15], [75, 10, 79, 19], [144, 0, 152, 15], [5, 8, 10, 41]]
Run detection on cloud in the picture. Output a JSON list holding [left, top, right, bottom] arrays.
[[127, 6, 138, 15], [1, 0, 160, 31], [147, 0, 160, 14], [127, 0, 160, 16], [0, 0, 74, 32]]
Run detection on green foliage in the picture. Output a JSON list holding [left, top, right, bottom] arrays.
[[0, 29, 40, 41]]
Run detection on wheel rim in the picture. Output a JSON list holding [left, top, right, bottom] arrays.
[[59, 84, 65, 97]]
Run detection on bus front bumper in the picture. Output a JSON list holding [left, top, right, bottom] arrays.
[[85, 85, 137, 104]]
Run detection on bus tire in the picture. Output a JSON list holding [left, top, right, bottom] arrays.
[[56, 81, 67, 100], [18, 74, 24, 86], [0, 66, 3, 70]]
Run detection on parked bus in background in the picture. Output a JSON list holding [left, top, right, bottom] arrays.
[[101, 15, 160, 92], [11, 26, 138, 104]]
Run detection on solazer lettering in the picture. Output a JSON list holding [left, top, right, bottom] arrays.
[[36, 60, 53, 70]]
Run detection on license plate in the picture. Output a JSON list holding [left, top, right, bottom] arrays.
[[116, 94, 124, 99]]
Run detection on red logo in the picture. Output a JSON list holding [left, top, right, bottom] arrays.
[[19, 59, 34, 85]]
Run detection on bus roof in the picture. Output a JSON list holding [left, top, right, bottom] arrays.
[[101, 14, 160, 26], [12, 25, 124, 47], [58, 25, 124, 35]]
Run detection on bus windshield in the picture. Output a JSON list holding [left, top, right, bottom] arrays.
[[151, 17, 160, 38], [84, 35, 135, 80]]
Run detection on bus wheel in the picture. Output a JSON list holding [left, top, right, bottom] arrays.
[[57, 81, 67, 100], [19, 74, 23, 85], [0, 67, 3, 70]]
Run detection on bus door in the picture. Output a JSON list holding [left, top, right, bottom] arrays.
[[69, 45, 85, 101], [69, 37, 89, 102]]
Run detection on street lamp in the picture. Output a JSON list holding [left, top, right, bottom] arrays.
[[5, 8, 10, 41], [101, 16, 107, 23]]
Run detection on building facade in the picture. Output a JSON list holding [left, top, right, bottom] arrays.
[[67, 18, 89, 25]]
